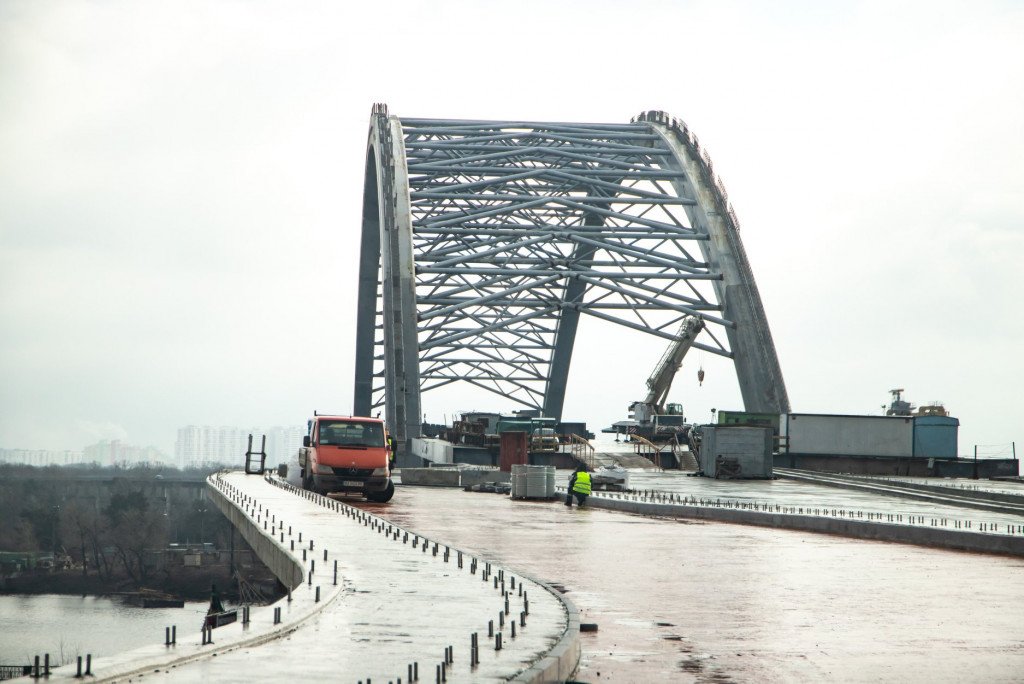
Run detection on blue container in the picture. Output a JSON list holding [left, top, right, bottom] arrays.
[[913, 416, 959, 458]]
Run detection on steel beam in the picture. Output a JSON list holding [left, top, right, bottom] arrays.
[[354, 106, 788, 445]]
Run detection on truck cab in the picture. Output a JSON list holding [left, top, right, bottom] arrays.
[[298, 415, 394, 502]]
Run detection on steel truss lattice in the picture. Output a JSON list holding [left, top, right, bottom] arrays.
[[355, 105, 789, 455]]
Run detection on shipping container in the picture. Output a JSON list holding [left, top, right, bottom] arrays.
[[780, 414, 913, 458], [913, 415, 959, 459], [716, 410, 780, 433], [699, 426, 773, 478]]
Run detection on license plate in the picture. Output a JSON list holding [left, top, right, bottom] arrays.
[[343, 480, 364, 488]]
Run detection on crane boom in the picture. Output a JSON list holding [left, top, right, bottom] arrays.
[[646, 316, 704, 406], [629, 316, 704, 425]]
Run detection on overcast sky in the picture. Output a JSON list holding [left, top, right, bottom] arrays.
[[1, 0, 1022, 459]]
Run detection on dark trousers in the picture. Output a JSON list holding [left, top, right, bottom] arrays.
[[565, 491, 588, 507]]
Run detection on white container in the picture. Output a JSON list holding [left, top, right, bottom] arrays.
[[780, 414, 913, 458], [511, 464, 528, 498]]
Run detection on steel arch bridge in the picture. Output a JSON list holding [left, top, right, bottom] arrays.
[[354, 104, 789, 457]]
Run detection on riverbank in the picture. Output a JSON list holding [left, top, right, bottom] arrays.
[[0, 594, 212, 667], [0, 568, 276, 602], [2, 546, 284, 604]]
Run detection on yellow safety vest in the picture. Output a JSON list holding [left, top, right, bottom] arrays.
[[572, 471, 592, 495]]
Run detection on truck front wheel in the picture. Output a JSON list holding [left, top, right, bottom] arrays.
[[366, 480, 395, 503]]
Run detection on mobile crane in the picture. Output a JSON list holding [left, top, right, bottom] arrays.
[[627, 316, 704, 438]]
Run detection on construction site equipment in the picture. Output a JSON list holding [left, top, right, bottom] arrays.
[[244, 435, 267, 475], [619, 316, 705, 448]]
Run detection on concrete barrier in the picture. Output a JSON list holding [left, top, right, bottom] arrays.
[[578, 492, 1024, 557], [208, 478, 304, 589], [399, 467, 510, 488], [461, 469, 511, 487], [511, 579, 580, 683], [398, 468, 461, 487]]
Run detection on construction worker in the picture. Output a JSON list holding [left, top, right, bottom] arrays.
[[207, 583, 224, 615], [565, 464, 591, 508]]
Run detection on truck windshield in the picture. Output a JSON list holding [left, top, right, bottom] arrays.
[[318, 421, 385, 447]]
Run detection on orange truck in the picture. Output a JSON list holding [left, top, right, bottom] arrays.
[[298, 414, 394, 502]]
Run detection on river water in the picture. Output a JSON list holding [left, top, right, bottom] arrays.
[[0, 594, 209, 667]]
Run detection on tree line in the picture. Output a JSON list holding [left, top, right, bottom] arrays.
[[0, 464, 232, 587]]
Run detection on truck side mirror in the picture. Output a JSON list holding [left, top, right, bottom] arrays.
[[302, 436, 311, 448]]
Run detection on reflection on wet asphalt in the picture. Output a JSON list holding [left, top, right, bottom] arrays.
[[372, 481, 1024, 682]]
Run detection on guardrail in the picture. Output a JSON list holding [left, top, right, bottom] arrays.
[[556, 484, 1024, 557], [629, 434, 677, 469], [566, 434, 595, 469]]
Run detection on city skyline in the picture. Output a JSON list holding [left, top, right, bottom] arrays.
[[0, 423, 305, 469]]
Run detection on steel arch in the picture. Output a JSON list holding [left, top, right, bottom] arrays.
[[355, 105, 789, 457]]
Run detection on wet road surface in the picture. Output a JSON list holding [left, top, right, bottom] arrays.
[[144, 474, 568, 683], [371, 484, 1024, 682]]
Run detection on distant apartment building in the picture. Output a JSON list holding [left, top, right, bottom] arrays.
[[174, 425, 304, 469], [263, 425, 306, 466], [0, 442, 169, 467], [82, 440, 171, 467], [0, 448, 84, 466]]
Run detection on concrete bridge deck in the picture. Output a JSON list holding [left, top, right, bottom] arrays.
[[377, 484, 1024, 682], [41, 471, 578, 683], [34, 468, 1024, 682]]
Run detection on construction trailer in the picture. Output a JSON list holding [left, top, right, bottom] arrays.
[[697, 426, 774, 479]]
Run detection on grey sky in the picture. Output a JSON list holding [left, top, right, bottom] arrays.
[[1, 1, 1022, 458]]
